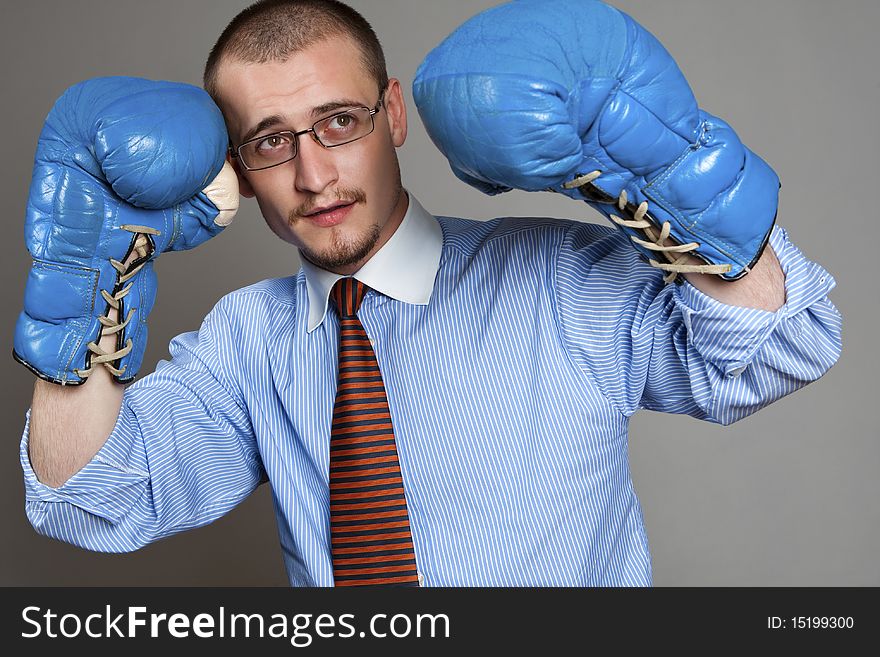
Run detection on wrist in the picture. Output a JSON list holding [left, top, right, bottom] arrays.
[[682, 245, 786, 311]]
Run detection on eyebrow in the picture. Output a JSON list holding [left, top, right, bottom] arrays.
[[240, 115, 285, 145], [239, 98, 370, 145], [309, 98, 367, 119]]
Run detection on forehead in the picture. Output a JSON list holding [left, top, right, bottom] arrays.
[[215, 35, 376, 140]]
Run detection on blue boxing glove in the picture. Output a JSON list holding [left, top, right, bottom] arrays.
[[14, 77, 238, 384], [413, 0, 779, 281]]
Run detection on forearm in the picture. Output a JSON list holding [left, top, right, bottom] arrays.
[[682, 244, 786, 312], [655, 226, 841, 424], [23, 299, 264, 553], [28, 318, 124, 488]]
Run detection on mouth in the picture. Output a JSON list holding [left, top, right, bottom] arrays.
[[303, 201, 356, 228]]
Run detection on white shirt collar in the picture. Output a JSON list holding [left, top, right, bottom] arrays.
[[300, 193, 443, 332]]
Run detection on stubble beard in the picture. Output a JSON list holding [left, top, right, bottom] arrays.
[[301, 221, 382, 271], [291, 186, 382, 271]]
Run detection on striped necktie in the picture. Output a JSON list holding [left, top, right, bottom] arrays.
[[329, 277, 420, 586]]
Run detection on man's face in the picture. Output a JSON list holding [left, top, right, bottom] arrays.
[[215, 35, 408, 275]]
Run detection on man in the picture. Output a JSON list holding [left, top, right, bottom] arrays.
[[18, 0, 841, 586]]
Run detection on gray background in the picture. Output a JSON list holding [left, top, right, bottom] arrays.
[[0, 0, 875, 586]]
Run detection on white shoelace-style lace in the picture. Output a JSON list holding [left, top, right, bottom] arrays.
[[563, 171, 733, 284], [74, 224, 160, 379]]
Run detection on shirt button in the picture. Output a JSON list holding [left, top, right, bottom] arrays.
[[417, 571, 425, 587], [728, 365, 747, 378]]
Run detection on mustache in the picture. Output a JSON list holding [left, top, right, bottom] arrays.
[[290, 187, 367, 221]]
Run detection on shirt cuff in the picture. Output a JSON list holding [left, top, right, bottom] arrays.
[[673, 224, 837, 377], [20, 405, 149, 524]]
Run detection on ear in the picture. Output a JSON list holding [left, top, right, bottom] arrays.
[[383, 78, 408, 148], [228, 152, 255, 198]]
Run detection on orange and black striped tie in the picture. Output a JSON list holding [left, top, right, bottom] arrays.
[[329, 277, 420, 586]]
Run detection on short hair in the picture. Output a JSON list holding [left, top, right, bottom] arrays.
[[204, 0, 389, 101]]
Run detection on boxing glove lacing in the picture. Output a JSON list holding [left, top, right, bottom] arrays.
[[563, 171, 733, 284], [73, 224, 160, 379]]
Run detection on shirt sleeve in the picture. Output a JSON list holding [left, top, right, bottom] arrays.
[[553, 222, 843, 424], [20, 299, 264, 552]]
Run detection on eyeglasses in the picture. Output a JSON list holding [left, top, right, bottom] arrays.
[[231, 90, 385, 171]]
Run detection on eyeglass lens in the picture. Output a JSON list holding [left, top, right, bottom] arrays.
[[239, 107, 376, 170]]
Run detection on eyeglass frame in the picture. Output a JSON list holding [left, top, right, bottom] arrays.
[[230, 89, 387, 171]]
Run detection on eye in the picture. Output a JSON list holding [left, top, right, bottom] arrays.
[[256, 133, 291, 152], [327, 112, 359, 131]]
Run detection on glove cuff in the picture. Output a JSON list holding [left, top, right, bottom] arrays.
[[562, 111, 779, 282], [14, 229, 157, 385]]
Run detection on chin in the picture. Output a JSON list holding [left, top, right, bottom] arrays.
[[299, 224, 382, 272]]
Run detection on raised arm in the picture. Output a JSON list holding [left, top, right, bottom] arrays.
[[553, 221, 841, 423], [16, 76, 237, 487]]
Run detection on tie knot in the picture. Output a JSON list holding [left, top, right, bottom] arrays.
[[331, 277, 369, 318]]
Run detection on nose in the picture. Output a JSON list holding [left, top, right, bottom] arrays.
[[293, 131, 338, 194]]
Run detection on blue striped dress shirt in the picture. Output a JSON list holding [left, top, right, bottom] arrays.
[[21, 194, 842, 586]]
